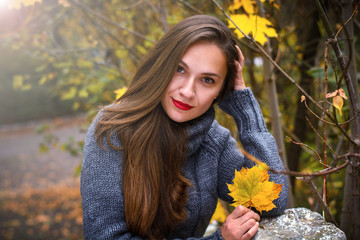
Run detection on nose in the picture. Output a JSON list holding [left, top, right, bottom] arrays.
[[179, 77, 196, 99]]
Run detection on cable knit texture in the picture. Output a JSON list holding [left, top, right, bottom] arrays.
[[81, 88, 288, 239]]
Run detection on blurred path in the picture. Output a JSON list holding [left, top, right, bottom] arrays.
[[0, 114, 87, 193]]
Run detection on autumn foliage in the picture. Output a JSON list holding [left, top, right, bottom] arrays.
[[0, 183, 83, 240], [1, 0, 360, 239], [227, 165, 283, 214]]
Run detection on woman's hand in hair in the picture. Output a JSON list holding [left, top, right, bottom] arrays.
[[233, 46, 246, 91], [220, 205, 260, 240]]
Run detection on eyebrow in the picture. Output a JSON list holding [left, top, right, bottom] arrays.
[[179, 60, 222, 79]]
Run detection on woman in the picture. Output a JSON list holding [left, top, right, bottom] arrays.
[[81, 15, 288, 240]]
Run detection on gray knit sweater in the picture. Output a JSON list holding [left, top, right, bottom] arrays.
[[81, 88, 288, 239]]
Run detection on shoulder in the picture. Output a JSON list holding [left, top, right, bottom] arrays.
[[84, 109, 121, 151], [205, 120, 234, 151], [208, 120, 230, 138]]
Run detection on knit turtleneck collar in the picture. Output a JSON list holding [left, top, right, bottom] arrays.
[[186, 106, 215, 157]]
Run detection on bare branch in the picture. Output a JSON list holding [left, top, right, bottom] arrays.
[[286, 136, 323, 164], [305, 117, 339, 158], [158, 0, 169, 32], [121, 1, 145, 11], [70, 0, 155, 43], [335, 3, 360, 38], [176, 0, 203, 14], [211, 0, 323, 114], [273, 160, 349, 178], [213, 0, 359, 148], [302, 97, 358, 146], [300, 177, 338, 225], [79, 7, 141, 62], [313, 0, 360, 124], [241, 148, 355, 178]]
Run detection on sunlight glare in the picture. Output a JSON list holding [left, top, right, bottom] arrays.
[[0, 0, 9, 9]]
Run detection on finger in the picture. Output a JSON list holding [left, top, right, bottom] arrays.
[[237, 211, 260, 226], [235, 45, 244, 66], [235, 60, 242, 71], [229, 205, 251, 219], [234, 62, 246, 90], [245, 210, 260, 222], [238, 219, 257, 238], [241, 221, 259, 240], [253, 212, 260, 222], [235, 61, 243, 78]]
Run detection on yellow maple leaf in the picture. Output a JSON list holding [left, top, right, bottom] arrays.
[[229, 0, 256, 14], [228, 14, 277, 45], [227, 165, 282, 214], [114, 86, 128, 100]]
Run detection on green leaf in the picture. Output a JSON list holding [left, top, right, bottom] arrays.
[[39, 75, 48, 85], [61, 86, 77, 100], [77, 58, 94, 69], [73, 101, 80, 110], [115, 49, 128, 59], [53, 61, 72, 69], [13, 75, 23, 90], [39, 143, 49, 153], [35, 64, 48, 73], [78, 88, 89, 98]]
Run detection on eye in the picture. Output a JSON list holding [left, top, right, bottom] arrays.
[[176, 65, 185, 74], [201, 77, 215, 84]]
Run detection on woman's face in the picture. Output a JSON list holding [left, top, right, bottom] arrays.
[[161, 41, 227, 123]]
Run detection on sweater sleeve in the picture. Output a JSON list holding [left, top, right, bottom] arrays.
[[80, 114, 143, 240], [217, 88, 288, 217]]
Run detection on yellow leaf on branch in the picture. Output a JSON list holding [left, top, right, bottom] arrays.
[[228, 14, 277, 45], [227, 165, 282, 214], [326, 88, 347, 116], [301, 95, 306, 102], [337, 88, 348, 100], [333, 95, 344, 116]]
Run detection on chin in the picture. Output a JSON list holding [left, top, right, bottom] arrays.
[[167, 113, 192, 123]]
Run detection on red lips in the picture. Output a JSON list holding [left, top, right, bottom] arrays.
[[172, 98, 193, 110]]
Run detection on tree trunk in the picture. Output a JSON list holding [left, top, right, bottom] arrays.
[[257, 0, 294, 208], [288, 9, 321, 188], [340, 1, 360, 239]]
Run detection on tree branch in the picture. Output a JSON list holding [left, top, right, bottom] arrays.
[[241, 148, 356, 178], [300, 176, 338, 225], [70, 0, 155, 43], [212, 0, 360, 147], [313, 0, 360, 124], [212, 0, 322, 115], [176, 0, 203, 14]]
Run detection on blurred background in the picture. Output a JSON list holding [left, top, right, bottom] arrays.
[[0, 0, 359, 239]]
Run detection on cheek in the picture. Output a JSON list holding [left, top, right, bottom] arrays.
[[199, 95, 217, 110], [164, 77, 178, 94]]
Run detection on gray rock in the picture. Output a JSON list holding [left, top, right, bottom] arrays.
[[253, 207, 346, 240]]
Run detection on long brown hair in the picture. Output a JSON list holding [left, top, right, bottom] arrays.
[[95, 15, 239, 239]]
